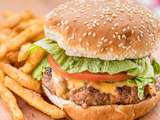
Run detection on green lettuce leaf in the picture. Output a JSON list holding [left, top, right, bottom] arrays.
[[128, 77, 155, 100], [35, 39, 146, 74], [28, 44, 40, 54], [32, 57, 49, 80], [152, 58, 160, 75]]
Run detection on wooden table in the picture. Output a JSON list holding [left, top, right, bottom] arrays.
[[0, 0, 159, 120]]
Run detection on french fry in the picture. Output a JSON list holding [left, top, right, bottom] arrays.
[[2, 11, 15, 19], [4, 77, 66, 119], [0, 11, 34, 29], [0, 33, 7, 44], [18, 43, 31, 62], [32, 32, 44, 42], [0, 70, 4, 83], [0, 81, 24, 120], [0, 45, 7, 59], [19, 11, 35, 21], [13, 19, 43, 33], [8, 31, 18, 39], [0, 62, 41, 93], [0, 20, 44, 60], [0, 15, 21, 28], [8, 21, 43, 50], [20, 47, 46, 73], [6, 51, 19, 64]]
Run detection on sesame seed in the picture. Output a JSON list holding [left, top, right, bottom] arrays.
[[114, 23, 119, 27], [97, 44, 101, 47], [118, 43, 123, 48], [98, 41, 103, 44], [122, 28, 126, 32], [119, 8, 125, 12], [104, 39, 108, 42], [88, 32, 92, 36], [113, 34, 116, 38], [117, 35, 121, 40], [92, 32, 96, 37], [115, 32, 119, 35], [142, 25, 145, 29], [122, 34, 127, 40], [65, 26, 69, 30], [137, 35, 141, 41], [83, 33, 87, 37], [133, 26, 137, 29], [57, 23, 61, 26], [112, 13, 117, 18], [86, 42, 90, 46], [101, 37, 105, 41], [100, 48, 104, 52], [84, 21, 88, 24]]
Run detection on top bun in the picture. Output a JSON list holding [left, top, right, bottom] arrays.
[[45, 0, 159, 60]]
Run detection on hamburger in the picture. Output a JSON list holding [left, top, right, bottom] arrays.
[[31, 0, 160, 120]]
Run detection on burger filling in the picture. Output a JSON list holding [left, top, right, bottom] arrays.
[[30, 39, 160, 107]]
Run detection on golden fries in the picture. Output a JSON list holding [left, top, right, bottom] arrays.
[[0, 62, 41, 93], [0, 70, 5, 83], [0, 81, 24, 120], [20, 47, 46, 73], [6, 51, 19, 64], [13, 19, 43, 33], [2, 11, 15, 19], [8, 21, 43, 50], [4, 77, 66, 119], [0, 11, 34, 29], [18, 43, 31, 62], [0, 21, 44, 60], [0, 45, 7, 59], [0, 11, 66, 119]]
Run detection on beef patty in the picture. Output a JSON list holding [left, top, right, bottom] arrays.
[[42, 68, 158, 108]]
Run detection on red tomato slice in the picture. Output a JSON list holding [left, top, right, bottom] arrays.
[[48, 54, 132, 82]]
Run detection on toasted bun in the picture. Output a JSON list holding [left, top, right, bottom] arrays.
[[43, 85, 160, 120], [45, 0, 159, 60]]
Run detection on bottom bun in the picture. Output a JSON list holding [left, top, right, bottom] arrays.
[[43, 85, 160, 120]]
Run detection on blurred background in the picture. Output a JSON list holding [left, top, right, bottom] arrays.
[[0, 0, 160, 16]]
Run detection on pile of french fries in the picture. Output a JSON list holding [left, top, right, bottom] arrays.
[[0, 11, 65, 120]]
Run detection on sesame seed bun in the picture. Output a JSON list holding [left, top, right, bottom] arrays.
[[45, 0, 159, 60], [43, 85, 160, 120]]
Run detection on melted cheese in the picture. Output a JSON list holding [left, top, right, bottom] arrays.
[[52, 70, 135, 96], [66, 78, 135, 95]]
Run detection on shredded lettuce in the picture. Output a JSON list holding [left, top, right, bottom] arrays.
[[35, 39, 147, 74], [32, 57, 49, 80]]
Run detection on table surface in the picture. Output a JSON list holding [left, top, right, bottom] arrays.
[[0, 0, 160, 120]]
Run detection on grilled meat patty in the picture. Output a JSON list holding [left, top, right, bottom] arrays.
[[42, 68, 158, 108]]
